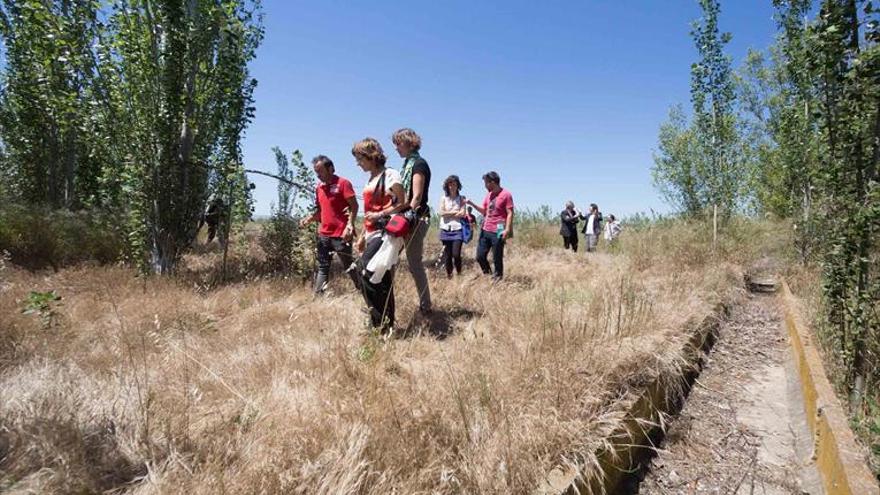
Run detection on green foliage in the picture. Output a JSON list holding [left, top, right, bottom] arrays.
[[737, 2, 822, 261], [658, 2, 878, 463], [0, 204, 125, 270], [804, 0, 879, 418], [652, 105, 703, 214], [356, 341, 377, 363], [102, 0, 264, 273], [0, 0, 108, 209], [0, 0, 264, 274], [652, 0, 749, 218], [742, 0, 879, 471], [21, 290, 62, 328], [259, 148, 316, 276]]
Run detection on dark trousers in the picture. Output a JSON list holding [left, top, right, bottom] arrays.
[[476, 230, 505, 279], [207, 221, 218, 243], [358, 236, 395, 330], [442, 239, 463, 276], [562, 235, 578, 252], [314, 235, 357, 293]]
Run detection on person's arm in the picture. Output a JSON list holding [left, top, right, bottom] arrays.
[[466, 198, 487, 216], [343, 196, 358, 241], [355, 228, 366, 252], [299, 208, 320, 227], [502, 208, 514, 240], [409, 172, 425, 211], [387, 183, 408, 214], [438, 196, 456, 216]]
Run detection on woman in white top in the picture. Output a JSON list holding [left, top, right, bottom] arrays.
[[603, 214, 622, 243], [438, 175, 467, 278]]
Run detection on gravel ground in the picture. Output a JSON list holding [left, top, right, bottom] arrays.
[[635, 293, 822, 494]]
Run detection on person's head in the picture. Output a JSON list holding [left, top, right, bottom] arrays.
[[351, 138, 386, 172], [467, 206, 473, 213], [443, 175, 462, 197], [392, 128, 421, 157], [482, 171, 501, 192], [608, 214, 616, 222], [311, 155, 335, 183], [565, 200, 574, 210], [590, 203, 598, 213]]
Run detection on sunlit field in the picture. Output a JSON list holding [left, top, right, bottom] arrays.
[[0, 219, 786, 493]]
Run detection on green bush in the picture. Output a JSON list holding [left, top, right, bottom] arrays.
[[258, 214, 314, 278], [0, 205, 125, 270]]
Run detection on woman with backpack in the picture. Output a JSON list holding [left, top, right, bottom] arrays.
[[352, 138, 406, 333], [438, 175, 468, 278]]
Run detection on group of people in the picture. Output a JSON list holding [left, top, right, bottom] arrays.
[[295, 127, 623, 333], [559, 202, 621, 253], [299, 128, 515, 333]]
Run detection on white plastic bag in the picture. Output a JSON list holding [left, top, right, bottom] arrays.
[[366, 234, 404, 284]]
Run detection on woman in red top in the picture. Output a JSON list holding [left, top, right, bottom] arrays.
[[352, 138, 406, 332]]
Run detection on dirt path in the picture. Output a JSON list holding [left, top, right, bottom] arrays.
[[636, 293, 823, 494]]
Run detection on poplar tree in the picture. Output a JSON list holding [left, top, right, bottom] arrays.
[[652, 0, 748, 218]]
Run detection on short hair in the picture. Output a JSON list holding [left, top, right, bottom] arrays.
[[351, 138, 386, 167], [590, 203, 598, 211], [443, 175, 462, 197], [608, 214, 616, 221], [482, 171, 501, 184], [312, 155, 334, 172], [391, 128, 422, 152], [565, 200, 574, 209]]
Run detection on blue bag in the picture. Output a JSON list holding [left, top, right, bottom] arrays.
[[461, 218, 473, 244]]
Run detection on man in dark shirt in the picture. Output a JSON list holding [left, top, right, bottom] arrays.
[[560, 201, 581, 252], [393, 127, 432, 314], [200, 195, 226, 245]]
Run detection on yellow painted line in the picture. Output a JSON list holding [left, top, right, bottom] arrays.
[[781, 281, 879, 495]]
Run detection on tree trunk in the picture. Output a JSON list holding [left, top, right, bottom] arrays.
[[150, 230, 178, 274]]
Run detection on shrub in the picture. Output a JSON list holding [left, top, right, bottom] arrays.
[[0, 205, 125, 271], [259, 214, 314, 277]]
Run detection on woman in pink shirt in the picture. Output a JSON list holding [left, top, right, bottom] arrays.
[[466, 171, 514, 281]]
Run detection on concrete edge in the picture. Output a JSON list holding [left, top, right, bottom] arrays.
[[535, 303, 728, 494], [780, 281, 879, 495]]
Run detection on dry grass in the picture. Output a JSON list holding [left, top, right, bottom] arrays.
[[0, 220, 776, 494]]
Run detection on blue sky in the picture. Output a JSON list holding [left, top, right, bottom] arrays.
[[242, 0, 778, 218]]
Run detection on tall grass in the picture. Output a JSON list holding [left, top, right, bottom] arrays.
[[0, 217, 784, 493]]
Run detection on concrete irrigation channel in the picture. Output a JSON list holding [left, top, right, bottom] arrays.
[[538, 277, 880, 495]]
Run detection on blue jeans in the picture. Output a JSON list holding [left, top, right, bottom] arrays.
[[476, 230, 505, 279]]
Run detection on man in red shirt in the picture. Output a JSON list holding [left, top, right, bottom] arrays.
[[466, 171, 514, 281], [300, 155, 359, 294]]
